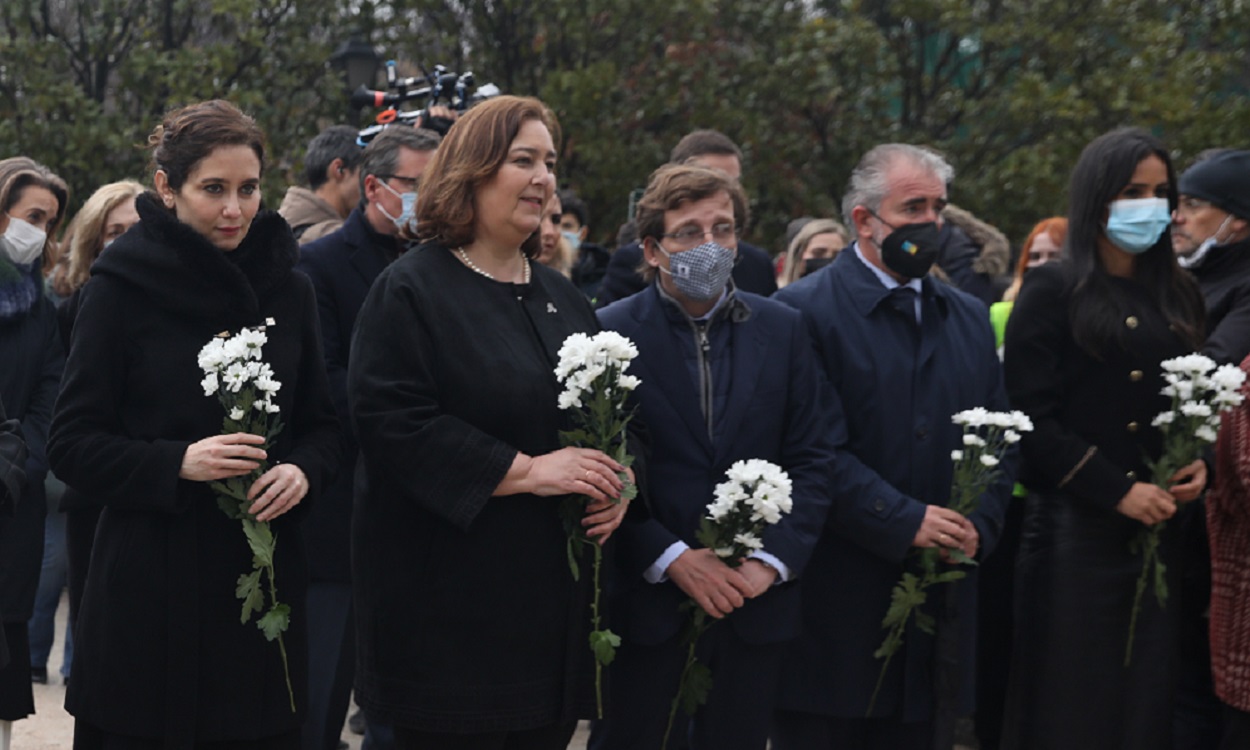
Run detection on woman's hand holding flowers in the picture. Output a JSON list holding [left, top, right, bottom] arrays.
[[1116, 482, 1177, 525], [1167, 459, 1207, 503], [582, 466, 634, 545], [180, 432, 267, 481], [507, 446, 625, 503], [247, 463, 309, 522]]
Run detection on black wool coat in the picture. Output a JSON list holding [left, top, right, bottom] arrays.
[[348, 243, 601, 732], [48, 193, 341, 745], [0, 261, 63, 624]]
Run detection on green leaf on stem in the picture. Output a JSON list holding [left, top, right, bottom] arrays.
[[680, 661, 714, 715], [914, 609, 936, 635], [235, 570, 264, 623], [618, 477, 638, 502], [567, 536, 581, 582], [242, 519, 275, 568], [589, 628, 621, 666], [258, 603, 291, 641], [945, 548, 978, 567], [930, 570, 968, 585]]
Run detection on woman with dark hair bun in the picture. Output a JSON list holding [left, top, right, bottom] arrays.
[[48, 99, 340, 748], [1000, 127, 1207, 749], [348, 95, 632, 748]]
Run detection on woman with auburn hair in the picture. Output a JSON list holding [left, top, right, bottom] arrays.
[[348, 95, 632, 748], [0, 155, 67, 736], [1002, 127, 1207, 749], [1001, 217, 1067, 304], [48, 100, 340, 748], [47, 180, 144, 303]]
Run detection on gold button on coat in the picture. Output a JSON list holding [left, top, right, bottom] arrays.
[[1130, 370, 1143, 382], [1126, 316, 1139, 329], [1127, 470, 1137, 480]]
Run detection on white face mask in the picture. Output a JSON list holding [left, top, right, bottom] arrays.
[[0, 216, 47, 266]]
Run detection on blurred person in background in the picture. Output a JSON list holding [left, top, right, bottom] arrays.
[[279, 125, 364, 245], [777, 218, 851, 287], [0, 156, 67, 735]]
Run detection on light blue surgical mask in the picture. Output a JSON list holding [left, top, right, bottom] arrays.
[[561, 230, 582, 252], [1105, 197, 1171, 254], [378, 180, 417, 234]]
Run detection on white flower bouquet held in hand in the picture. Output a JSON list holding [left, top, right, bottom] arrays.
[[198, 320, 295, 712], [662, 459, 793, 750], [1125, 354, 1245, 666], [868, 408, 1031, 715], [553, 330, 641, 718]]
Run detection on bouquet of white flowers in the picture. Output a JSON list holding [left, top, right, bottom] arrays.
[[553, 330, 641, 717], [868, 408, 1031, 715], [662, 459, 792, 750], [1125, 354, 1245, 665], [197, 319, 295, 712]]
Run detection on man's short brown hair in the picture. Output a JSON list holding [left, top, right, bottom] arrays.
[[635, 164, 748, 282]]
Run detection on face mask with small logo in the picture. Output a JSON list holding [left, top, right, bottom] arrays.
[[867, 210, 941, 279], [656, 240, 735, 301], [561, 230, 582, 252], [1105, 197, 1171, 254], [377, 180, 417, 234], [0, 216, 47, 266]]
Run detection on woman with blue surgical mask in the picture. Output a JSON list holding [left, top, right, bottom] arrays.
[[0, 156, 68, 736], [1001, 128, 1207, 749]]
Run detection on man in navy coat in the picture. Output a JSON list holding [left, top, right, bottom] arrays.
[[772, 144, 1013, 749], [596, 130, 777, 307], [294, 125, 440, 750], [591, 164, 835, 750]]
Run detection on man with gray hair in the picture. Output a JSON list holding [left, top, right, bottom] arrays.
[[294, 125, 441, 750], [772, 143, 1014, 749]]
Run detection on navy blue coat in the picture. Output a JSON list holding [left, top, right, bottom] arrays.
[[772, 246, 1013, 721], [295, 207, 400, 583], [597, 284, 835, 645]]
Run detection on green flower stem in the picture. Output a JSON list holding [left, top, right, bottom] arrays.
[[1125, 521, 1164, 668], [662, 615, 710, 750], [591, 541, 605, 718], [264, 556, 296, 713]]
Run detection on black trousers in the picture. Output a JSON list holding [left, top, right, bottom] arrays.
[[589, 623, 784, 750], [392, 722, 576, 750], [73, 720, 300, 750], [771, 710, 932, 750]]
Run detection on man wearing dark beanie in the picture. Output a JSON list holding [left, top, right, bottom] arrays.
[[1170, 148, 1250, 750]]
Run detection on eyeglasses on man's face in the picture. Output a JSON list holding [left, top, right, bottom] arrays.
[[661, 222, 739, 249]]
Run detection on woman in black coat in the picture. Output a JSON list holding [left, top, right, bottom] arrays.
[[0, 156, 67, 727], [1001, 128, 1208, 749], [48, 100, 340, 749], [348, 96, 632, 749]]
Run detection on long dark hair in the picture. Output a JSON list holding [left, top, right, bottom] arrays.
[[1066, 127, 1204, 357]]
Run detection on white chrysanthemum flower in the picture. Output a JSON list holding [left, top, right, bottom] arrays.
[[952, 407, 989, 427], [255, 373, 282, 396], [617, 374, 641, 391], [197, 338, 228, 373], [222, 362, 249, 393], [1162, 353, 1216, 375], [963, 433, 986, 447], [1009, 411, 1034, 432], [557, 389, 582, 410], [264, 400, 280, 414], [1152, 411, 1176, 427], [237, 327, 267, 359], [951, 450, 964, 461], [1180, 401, 1213, 418], [1003, 430, 1021, 444], [229, 406, 245, 421], [201, 373, 219, 396], [1195, 424, 1218, 443], [734, 532, 764, 550], [980, 454, 999, 468]]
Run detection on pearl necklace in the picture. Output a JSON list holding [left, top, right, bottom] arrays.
[[455, 248, 531, 284]]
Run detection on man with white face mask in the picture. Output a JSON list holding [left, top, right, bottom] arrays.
[[293, 125, 440, 750]]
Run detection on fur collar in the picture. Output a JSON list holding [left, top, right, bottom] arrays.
[[942, 204, 1010, 277], [91, 192, 297, 325]]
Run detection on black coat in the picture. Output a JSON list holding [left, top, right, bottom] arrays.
[[348, 243, 600, 732], [0, 398, 27, 670], [48, 193, 341, 745], [0, 261, 63, 623], [295, 207, 399, 583], [1189, 237, 1250, 365], [1001, 261, 1197, 749], [595, 240, 777, 308]]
